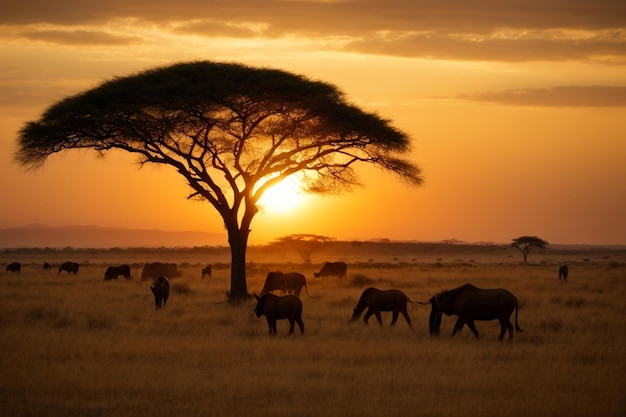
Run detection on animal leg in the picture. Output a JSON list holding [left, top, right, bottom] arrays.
[[363, 309, 373, 325], [401, 310, 412, 327], [451, 317, 465, 337], [466, 320, 480, 338], [374, 311, 383, 326], [499, 318, 514, 340], [266, 318, 277, 335], [296, 314, 305, 335], [432, 312, 442, 335], [391, 311, 399, 326], [288, 318, 295, 335]]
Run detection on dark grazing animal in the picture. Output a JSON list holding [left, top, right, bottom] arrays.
[[6, 262, 21, 274], [104, 265, 131, 280], [314, 261, 347, 278], [424, 283, 522, 340], [558, 265, 569, 282], [351, 287, 412, 327], [43, 262, 52, 271], [261, 271, 312, 298], [201, 265, 212, 278], [253, 293, 304, 336], [141, 262, 179, 281], [150, 276, 170, 310], [58, 262, 79, 275]]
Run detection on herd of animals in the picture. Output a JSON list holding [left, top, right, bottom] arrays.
[[4, 260, 570, 340]]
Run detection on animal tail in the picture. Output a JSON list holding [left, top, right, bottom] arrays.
[[515, 298, 523, 333], [407, 297, 414, 312], [304, 281, 314, 299]]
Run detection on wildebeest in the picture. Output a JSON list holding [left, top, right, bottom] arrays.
[[253, 293, 304, 336], [150, 276, 170, 310], [6, 262, 21, 274], [559, 265, 569, 282], [43, 262, 52, 271], [351, 287, 412, 327], [260, 271, 312, 298], [423, 283, 522, 340], [314, 261, 347, 278], [201, 265, 212, 278], [141, 262, 179, 281], [58, 261, 79, 275], [104, 265, 131, 280]]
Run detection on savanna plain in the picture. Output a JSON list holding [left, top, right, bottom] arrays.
[[1, 243, 625, 417]]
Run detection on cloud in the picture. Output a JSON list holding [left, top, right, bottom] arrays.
[[3, 1, 625, 32], [343, 30, 626, 62], [18, 28, 142, 46], [1, 1, 625, 62], [172, 20, 267, 38], [459, 85, 626, 107]]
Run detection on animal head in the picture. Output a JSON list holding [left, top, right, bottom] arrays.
[[351, 306, 363, 322], [260, 271, 287, 294], [253, 293, 267, 317], [351, 287, 375, 321]]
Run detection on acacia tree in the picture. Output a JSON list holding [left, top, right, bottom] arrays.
[[16, 61, 422, 301], [511, 236, 549, 263], [273, 234, 335, 264]]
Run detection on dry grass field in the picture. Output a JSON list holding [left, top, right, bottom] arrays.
[[1, 244, 625, 417]]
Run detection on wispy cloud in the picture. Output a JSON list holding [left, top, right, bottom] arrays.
[[1, 0, 625, 62], [18, 28, 142, 46], [344, 30, 626, 62], [172, 20, 268, 38], [3, 1, 624, 32], [459, 85, 626, 107]]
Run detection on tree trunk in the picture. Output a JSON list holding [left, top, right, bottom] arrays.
[[227, 227, 249, 302]]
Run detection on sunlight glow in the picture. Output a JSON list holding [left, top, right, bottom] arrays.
[[257, 175, 305, 213]]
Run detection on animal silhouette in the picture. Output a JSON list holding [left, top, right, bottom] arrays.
[[351, 287, 412, 327], [150, 276, 170, 310], [201, 265, 212, 278], [314, 261, 347, 278], [423, 283, 522, 340], [261, 271, 312, 298], [104, 265, 131, 280], [6, 262, 21, 274], [559, 265, 569, 282], [253, 293, 304, 336], [58, 262, 79, 275]]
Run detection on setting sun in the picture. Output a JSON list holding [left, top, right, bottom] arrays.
[[257, 175, 305, 213]]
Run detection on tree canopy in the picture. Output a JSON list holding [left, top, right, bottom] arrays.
[[272, 234, 336, 264], [16, 61, 422, 300], [511, 236, 549, 263]]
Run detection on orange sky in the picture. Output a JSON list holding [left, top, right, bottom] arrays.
[[1, 1, 625, 245]]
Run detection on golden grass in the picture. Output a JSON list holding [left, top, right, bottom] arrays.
[[1, 249, 625, 417]]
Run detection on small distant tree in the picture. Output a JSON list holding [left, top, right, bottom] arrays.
[[511, 236, 549, 263], [273, 234, 336, 264]]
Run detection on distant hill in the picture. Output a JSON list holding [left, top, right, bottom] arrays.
[[0, 224, 227, 248]]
